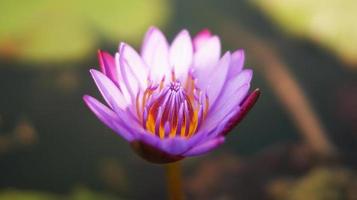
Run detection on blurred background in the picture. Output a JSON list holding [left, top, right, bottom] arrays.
[[0, 0, 356, 199]]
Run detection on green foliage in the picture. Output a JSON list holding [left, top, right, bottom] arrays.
[[253, 0, 357, 66], [288, 168, 352, 200], [268, 167, 355, 200], [0, 0, 170, 64]]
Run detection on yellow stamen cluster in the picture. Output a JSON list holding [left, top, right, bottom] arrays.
[[136, 74, 208, 139]]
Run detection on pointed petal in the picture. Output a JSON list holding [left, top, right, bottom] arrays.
[[114, 52, 132, 103], [98, 50, 118, 83], [141, 27, 170, 81], [120, 43, 148, 90], [221, 89, 260, 136], [193, 29, 212, 51], [183, 137, 225, 156], [201, 84, 250, 134], [211, 69, 252, 111], [90, 69, 129, 110], [205, 52, 231, 106], [83, 95, 134, 141], [199, 88, 260, 140], [118, 44, 140, 99], [170, 29, 193, 81], [228, 49, 245, 79], [193, 35, 221, 72]]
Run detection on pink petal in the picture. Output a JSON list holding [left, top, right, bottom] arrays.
[[83, 95, 134, 141], [169, 29, 193, 81], [90, 69, 129, 110], [120, 43, 148, 90], [193, 29, 212, 51], [98, 50, 118, 84], [183, 137, 225, 156], [141, 26, 170, 81], [228, 49, 245, 79]]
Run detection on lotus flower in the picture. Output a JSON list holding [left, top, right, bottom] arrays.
[[83, 27, 260, 163]]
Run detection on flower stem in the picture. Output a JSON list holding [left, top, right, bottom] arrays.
[[165, 162, 184, 200]]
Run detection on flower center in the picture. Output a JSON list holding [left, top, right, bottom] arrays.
[[137, 77, 208, 139]]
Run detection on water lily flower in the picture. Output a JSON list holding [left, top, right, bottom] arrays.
[[83, 27, 260, 163]]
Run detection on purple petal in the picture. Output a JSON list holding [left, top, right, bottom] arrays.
[[83, 95, 134, 141], [169, 29, 193, 81], [205, 52, 231, 106], [130, 140, 184, 164], [118, 44, 139, 98], [137, 131, 191, 155], [193, 35, 221, 73], [141, 26, 170, 81], [90, 69, 129, 110], [201, 84, 250, 135], [114, 52, 133, 103], [183, 137, 225, 156], [211, 69, 252, 112], [221, 88, 260, 136], [134, 131, 203, 156], [201, 89, 260, 140], [193, 29, 212, 51], [228, 49, 245, 79], [193, 36, 222, 91], [98, 50, 118, 83], [159, 137, 190, 155], [120, 43, 148, 92], [133, 131, 160, 149]]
